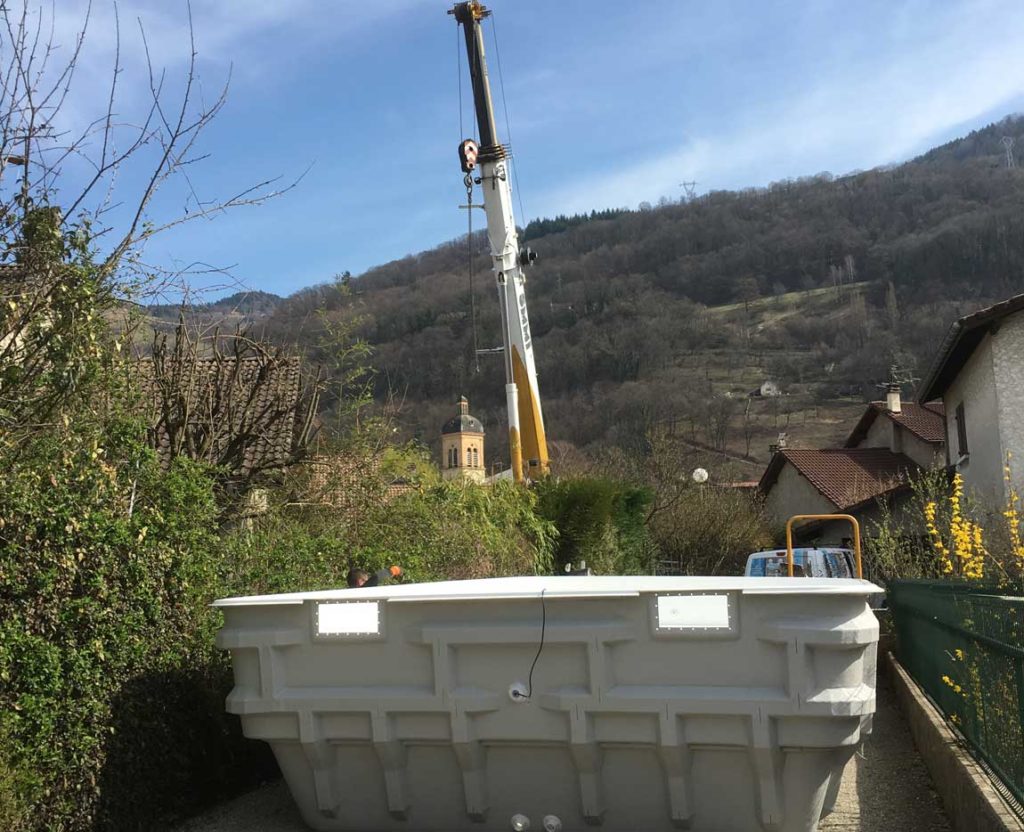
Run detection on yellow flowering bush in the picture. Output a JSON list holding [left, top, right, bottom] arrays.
[[887, 460, 1024, 801], [917, 457, 1024, 583], [1002, 452, 1024, 571], [923, 473, 986, 579]]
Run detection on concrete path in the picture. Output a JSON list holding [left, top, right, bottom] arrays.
[[177, 670, 950, 832], [819, 668, 949, 831]]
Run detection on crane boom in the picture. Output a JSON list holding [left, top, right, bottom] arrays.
[[451, 1, 548, 482]]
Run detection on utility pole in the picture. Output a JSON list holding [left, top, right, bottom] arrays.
[[1001, 136, 1017, 169]]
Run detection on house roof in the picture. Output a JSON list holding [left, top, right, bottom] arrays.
[[133, 354, 309, 478], [759, 448, 922, 510], [918, 292, 1024, 402], [303, 453, 415, 507], [844, 400, 946, 447]]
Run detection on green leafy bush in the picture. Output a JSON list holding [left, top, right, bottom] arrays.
[[0, 420, 274, 831], [223, 469, 556, 595], [534, 476, 655, 574], [356, 480, 556, 580]]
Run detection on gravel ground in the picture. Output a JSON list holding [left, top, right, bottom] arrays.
[[819, 668, 949, 831], [174, 781, 306, 832], [178, 671, 950, 832]]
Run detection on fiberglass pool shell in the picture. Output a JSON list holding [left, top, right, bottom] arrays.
[[215, 575, 881, 832]]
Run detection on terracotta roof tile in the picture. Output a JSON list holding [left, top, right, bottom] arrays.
[[845, 400, 946, 446], [896, 401, 945, 442], [132, 355, 305, 477], [302, 453, 414, 508], [768, 448, 921, 509]]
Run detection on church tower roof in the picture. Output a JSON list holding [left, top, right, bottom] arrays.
[[441, 396, 484, 435]]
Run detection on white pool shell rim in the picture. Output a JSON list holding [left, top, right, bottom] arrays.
[[213, 575, 883, 607]]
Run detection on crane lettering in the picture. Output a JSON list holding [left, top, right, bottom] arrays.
[[518, 293, 532, 350]]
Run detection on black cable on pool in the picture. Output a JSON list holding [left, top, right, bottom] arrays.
[[524, 588, 547, 699]]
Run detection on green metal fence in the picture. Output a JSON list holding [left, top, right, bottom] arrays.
[[889, 580, 1024, 809]]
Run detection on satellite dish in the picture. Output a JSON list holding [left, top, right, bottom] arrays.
[[692, 468, 709, 484]]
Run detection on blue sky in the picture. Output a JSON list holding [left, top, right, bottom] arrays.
[[41, 1, 1024, 299]]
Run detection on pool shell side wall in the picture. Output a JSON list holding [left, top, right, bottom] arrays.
[[216, 577, 880, 832]]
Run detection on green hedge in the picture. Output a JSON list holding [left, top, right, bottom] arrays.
[[0, 421, 274, 830]]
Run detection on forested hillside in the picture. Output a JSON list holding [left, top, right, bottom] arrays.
[[148, 290, 282, 325], [263, 115, 1024, 469]]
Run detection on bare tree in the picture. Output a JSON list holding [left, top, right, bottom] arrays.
[[742, 397, 755, 457], [1, 2, 290, 274], [0, 2, 295, 436], [138, 318, 322, 498], [704, 394, 736, 452]]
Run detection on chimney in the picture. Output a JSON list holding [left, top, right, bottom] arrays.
[[769, 432, 787, 456], [885, 383, 902, 414]]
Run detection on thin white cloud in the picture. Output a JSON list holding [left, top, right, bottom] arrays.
[[15, 0, 427, 242], [44, 0, 427, 131], [533, 2, 1024, 216]]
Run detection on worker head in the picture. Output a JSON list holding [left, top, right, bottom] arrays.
[[346, 568, 370, 588]]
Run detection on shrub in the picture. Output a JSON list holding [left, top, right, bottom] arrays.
[[867, 468, 954, 583], [357, 480, 556, 580], [869, 462, 1024, 584], [534, 476, 655, 574], [648, 486, 773, 575], [0, 420, 271, 831], [224, 473, 556, 594]]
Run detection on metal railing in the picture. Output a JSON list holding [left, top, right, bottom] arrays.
[[889, 580, 1024, 810]]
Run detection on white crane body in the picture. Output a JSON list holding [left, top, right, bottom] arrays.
[[452, 1, 548, 481]]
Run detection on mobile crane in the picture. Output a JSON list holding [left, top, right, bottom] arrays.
[[450, 1, 548, 483]]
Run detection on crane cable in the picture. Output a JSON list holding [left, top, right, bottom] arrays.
[[490, 9, 528, 233], [457, 17, 481, 374], [466, 172, 480, 373]]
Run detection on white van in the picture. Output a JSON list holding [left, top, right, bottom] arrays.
[[744, 547, 856, 579], [745, 548, 885, 608]]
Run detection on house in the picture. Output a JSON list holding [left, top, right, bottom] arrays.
[[843, 387, 945, 468], [302, 452, 415, 509], [759, 447, 922, 544], [918, 293, 1024, 503], [759, 379, 946, 544]]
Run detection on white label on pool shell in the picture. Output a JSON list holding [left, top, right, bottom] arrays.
[[656, 593, 730, 630], [317, 601, 380, 635]]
